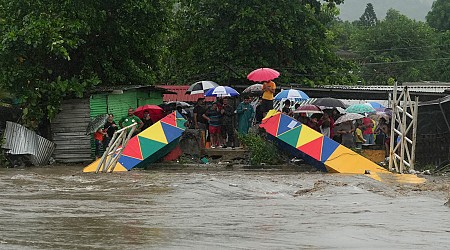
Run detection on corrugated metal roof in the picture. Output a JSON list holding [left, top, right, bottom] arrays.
[[2, 122, 55, 166], [91, 85, 175, 94], [320, 85, 449, 93], [158, 85, 216, 103]]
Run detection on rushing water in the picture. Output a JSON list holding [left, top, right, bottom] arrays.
[[0, 166, 449, 249]]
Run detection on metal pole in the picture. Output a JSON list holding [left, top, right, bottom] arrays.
[[411, 96, 419, 170], [109, 124, 137, 172], [400, 87, 408, 173], [389, 83, 397, 172]]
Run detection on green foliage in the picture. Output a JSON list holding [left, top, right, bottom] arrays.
[[351, 9, 437, 84], [166, 0, 352, 85], [0, 0, 173, 129], [426, 0, 450, 32], [359, 3, 378, 27], [239, 133, 280, 165]]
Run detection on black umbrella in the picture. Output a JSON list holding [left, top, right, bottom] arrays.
[[85, 114, 109, 135], [186, 81, 219, 95], [312, 98, 348, 109]]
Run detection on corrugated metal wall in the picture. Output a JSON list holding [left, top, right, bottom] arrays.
[[107, 91, 137, 119], [51, 98, 92, 163], [137, 91, 163, 105], [3, 122, 55, 166]]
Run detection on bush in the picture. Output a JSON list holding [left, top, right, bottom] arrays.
[[238, 133, 281, 165]]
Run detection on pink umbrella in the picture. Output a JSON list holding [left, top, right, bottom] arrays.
[[293, 104, 323, 114], [247, 68, 280, 82]]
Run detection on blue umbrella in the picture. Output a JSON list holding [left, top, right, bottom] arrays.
[[365, 102, 385, 110], [274, 89, 309, 101], [204, 86, 239, 97]]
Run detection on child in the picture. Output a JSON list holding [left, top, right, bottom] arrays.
[[355, 122, 366, 149], [94, 128, 106, 159], [203, 102, 222, 148]]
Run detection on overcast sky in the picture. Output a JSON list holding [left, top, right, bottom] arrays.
[[337, 0, 435, 21]]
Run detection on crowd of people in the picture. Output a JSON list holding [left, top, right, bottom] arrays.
[[92, 80, 392, 158], [193, 96, 255, 149]]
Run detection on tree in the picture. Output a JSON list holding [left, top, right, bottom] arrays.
[[359, 3, 378, 27], [351, 9, 437, 85], [426, 0, 450, 32], [0, 0, 173, 131], [165, 0, 353, 86]]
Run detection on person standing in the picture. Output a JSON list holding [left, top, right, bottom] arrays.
[[203, 102, 222, 148], [254, 99, 264, 124], [193, 98, 207, 130], [355, 122, 366, 149], [236, 96, 255, 135], [362, 116, 375, 144], [281, 100, 293, 116], [94, 128, 106, 159], [261, 80, 276, 115], [220, 97, 235, 148], [119, 108, 143, 136], [336, 120, 355, 148], [141, 110, 154, 131], [103, 113, 118, 149]]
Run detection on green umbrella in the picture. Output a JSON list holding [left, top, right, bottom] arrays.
[[345, 104, 375, 114]]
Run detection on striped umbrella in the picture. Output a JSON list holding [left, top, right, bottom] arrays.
[[186, 81, 219, 95], [204, 86, 239, 97], [274, 89, 309, 101]]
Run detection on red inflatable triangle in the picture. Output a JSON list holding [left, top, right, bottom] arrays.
[[121, 136, 143, 160], [297, 136, 324, 161], [161, 112, 176, 127]]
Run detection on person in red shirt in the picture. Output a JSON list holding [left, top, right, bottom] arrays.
[[362, 117, 375, 144], [94, 128, 106, 159]]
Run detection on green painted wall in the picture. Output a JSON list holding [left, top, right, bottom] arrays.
[[137, 90, 163, 106], [88, 89, 164, 157], [107, 91, 137, 120]]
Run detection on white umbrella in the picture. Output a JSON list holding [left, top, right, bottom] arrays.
[[334, 113, 365, 125], [186, 81, 219, 95]]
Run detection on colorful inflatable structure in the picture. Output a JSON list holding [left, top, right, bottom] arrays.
[[260, 110, 425, 184], [83, 111, 186, 172]]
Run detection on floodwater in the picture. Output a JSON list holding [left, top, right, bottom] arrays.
[[0, 166, 449, 250]]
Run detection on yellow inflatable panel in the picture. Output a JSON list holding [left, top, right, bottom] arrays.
[[83, 157, 128, 173]]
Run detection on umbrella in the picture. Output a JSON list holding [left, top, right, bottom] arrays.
[[334, 113, 365, 125], [312, 98, 347, 109], [134, 104, 164, 120], [186, 81, 219, 95], [166, 101, 192, 108], [204, 86, 239, 97], [369, 111, 390, 121], [293, 104, 323, 114], [345, 104, 376, 114], [365, 102, 385, 110], [247, 68, 280, 82], [274, 89, 309, 101], [86, 114, 109, 135], [243, 83, 263, 94]]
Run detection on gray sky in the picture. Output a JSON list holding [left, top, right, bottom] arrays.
[[338, 0, 435, 21]]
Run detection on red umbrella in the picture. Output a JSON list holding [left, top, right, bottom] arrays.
[[247, 68, 280, 82], [293, 104, 323, 114], [134, 104, 164, 122]]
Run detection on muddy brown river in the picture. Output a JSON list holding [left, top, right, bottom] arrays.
[[0, 166, 449, 249]]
